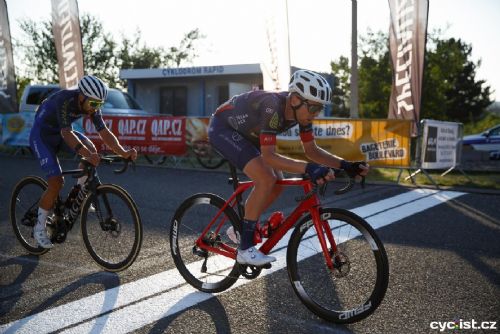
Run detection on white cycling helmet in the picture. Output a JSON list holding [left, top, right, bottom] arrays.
[[288, 70, 332, 105], [78, 75, 108, 101]]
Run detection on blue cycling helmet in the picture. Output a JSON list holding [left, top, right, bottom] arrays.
[[78, 75, 108, 101]]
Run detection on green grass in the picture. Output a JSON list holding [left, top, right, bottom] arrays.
[[2, 145, 499, 190], [463, 113, 500, 135]]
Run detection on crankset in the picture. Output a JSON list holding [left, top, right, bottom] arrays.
[[21, 208, 37, 227], [238, 262, 271, 279], [47, 216, 68, 243]]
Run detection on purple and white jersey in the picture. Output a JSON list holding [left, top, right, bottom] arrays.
[[213, 90, 313, 147]]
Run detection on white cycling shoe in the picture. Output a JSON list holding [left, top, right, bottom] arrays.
[[34, 224, 53, 249], [237, 247, 276, 266]]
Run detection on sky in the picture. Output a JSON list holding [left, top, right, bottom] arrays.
[[5, 0, 500, 100]]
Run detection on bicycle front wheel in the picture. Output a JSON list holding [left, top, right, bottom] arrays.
[[287, 208, 389, 324], [10, 176, 50, 255], [170, 193, 241, 293], [193, 140, 226, 169], [81, 184, 142, 272]]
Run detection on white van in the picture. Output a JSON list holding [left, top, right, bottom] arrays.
[[19, 84, 151, 116]]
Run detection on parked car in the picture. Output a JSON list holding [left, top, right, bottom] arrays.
[[19, 84, 60, 113], [19, 84, 150, 116], [101, 88, 150, 116], [462, 124, 500, 153]]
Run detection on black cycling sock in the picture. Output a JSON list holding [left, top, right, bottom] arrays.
[[239, 219, 257, 250]]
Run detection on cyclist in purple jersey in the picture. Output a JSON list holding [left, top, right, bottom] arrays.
[[29, 75, 138, 248], [208, 70, 370, 266]]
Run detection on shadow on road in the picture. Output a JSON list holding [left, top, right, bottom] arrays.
[[148, 294, 231, 334], [1, 271, 120, 333], [0, 255, 40, 318]]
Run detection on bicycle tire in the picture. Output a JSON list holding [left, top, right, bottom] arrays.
[[287, 208, 389, 324], [192, 140, 226, 169], [170, 193, 241, 293], [81, 184, 142, 272], [143, 154, 168, 165], [10, 176, 50, 255], [196, 154, 226, 170]]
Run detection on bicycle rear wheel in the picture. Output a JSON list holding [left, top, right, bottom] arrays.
[[10, 176, 50, 255], [81, 184, 142, 272], [170, 193, 241, 293], [193, 140, 226, 169], [287, 208, 389, 324]]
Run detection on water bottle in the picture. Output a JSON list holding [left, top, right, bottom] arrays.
[[65, 185, 81, 209], [254, 211, 284, 244], [266, 211, 285, 233]]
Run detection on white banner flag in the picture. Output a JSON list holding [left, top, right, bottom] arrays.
[[260, 0, 291, 91], [51, 0, 84, 88]]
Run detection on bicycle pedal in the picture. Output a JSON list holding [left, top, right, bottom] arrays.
[[261, 263, 272, 269]]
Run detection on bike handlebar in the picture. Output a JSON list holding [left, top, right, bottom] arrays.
[[101, 155, 136, 174], [72, 155, 135, 178], [294, 168, 365, 202]]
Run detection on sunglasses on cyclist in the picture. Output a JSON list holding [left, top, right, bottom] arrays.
[[297, 97, 324, 114], [88, 100, 104, 109]]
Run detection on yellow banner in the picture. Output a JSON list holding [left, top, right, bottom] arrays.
[[276, 119, 412, 167]]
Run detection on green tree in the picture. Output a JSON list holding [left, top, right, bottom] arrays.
[[117, 28, 204, 69], [15, 14, 118, 85], [116, 29, 204, 87], [423, 37, 492, 122], [164, 29, 205, 67], [118, 31, 165, 70], [15, 15, 204, 88], [16, 19, 58, 83], [330, 29, 393, 119], [330, 55, 350, 117], [358, 30, 392, 119], [329, 29, 493, 122], [80, 15, 119, 86]]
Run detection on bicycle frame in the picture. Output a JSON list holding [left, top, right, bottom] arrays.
[[50, 161, 115, 238], [195, 177, 339, 270], [60, 156, 130, 221]]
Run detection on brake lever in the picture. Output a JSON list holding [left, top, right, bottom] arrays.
[[333, 178, 355, 195], [318, 182, 327, 196], [113, 158, 134, 174], [296, 167, 364, 201], [98, 155, 134, 174]]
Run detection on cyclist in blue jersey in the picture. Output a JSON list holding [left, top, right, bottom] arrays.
[[29, 75, 138, 248], [208, 70, 369, 266]]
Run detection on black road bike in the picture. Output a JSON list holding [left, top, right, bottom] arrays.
[[10, 156, 142, 272]]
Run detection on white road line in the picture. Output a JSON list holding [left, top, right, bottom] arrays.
[[0, 189, 464, 334]]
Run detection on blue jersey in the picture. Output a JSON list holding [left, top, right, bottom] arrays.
[[30, 89, 105, 178], [34, 89, 106, 133]]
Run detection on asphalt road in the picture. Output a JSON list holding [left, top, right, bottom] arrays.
[[0, 154, 499, 333]]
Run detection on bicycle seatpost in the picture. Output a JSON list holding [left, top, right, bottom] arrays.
[[228, 164, 239, 190], [228, 164, 245, 219]]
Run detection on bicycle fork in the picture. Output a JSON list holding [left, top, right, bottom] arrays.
[[310, 208, 338, 271]]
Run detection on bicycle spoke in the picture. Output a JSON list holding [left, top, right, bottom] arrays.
[[288, 208, 389, 323], [81, 185, 142, 271], [170, 193, 240, 292], [10, 176, 49, 255]]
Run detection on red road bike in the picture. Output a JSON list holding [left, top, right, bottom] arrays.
[[170, 164, 389, 323]]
